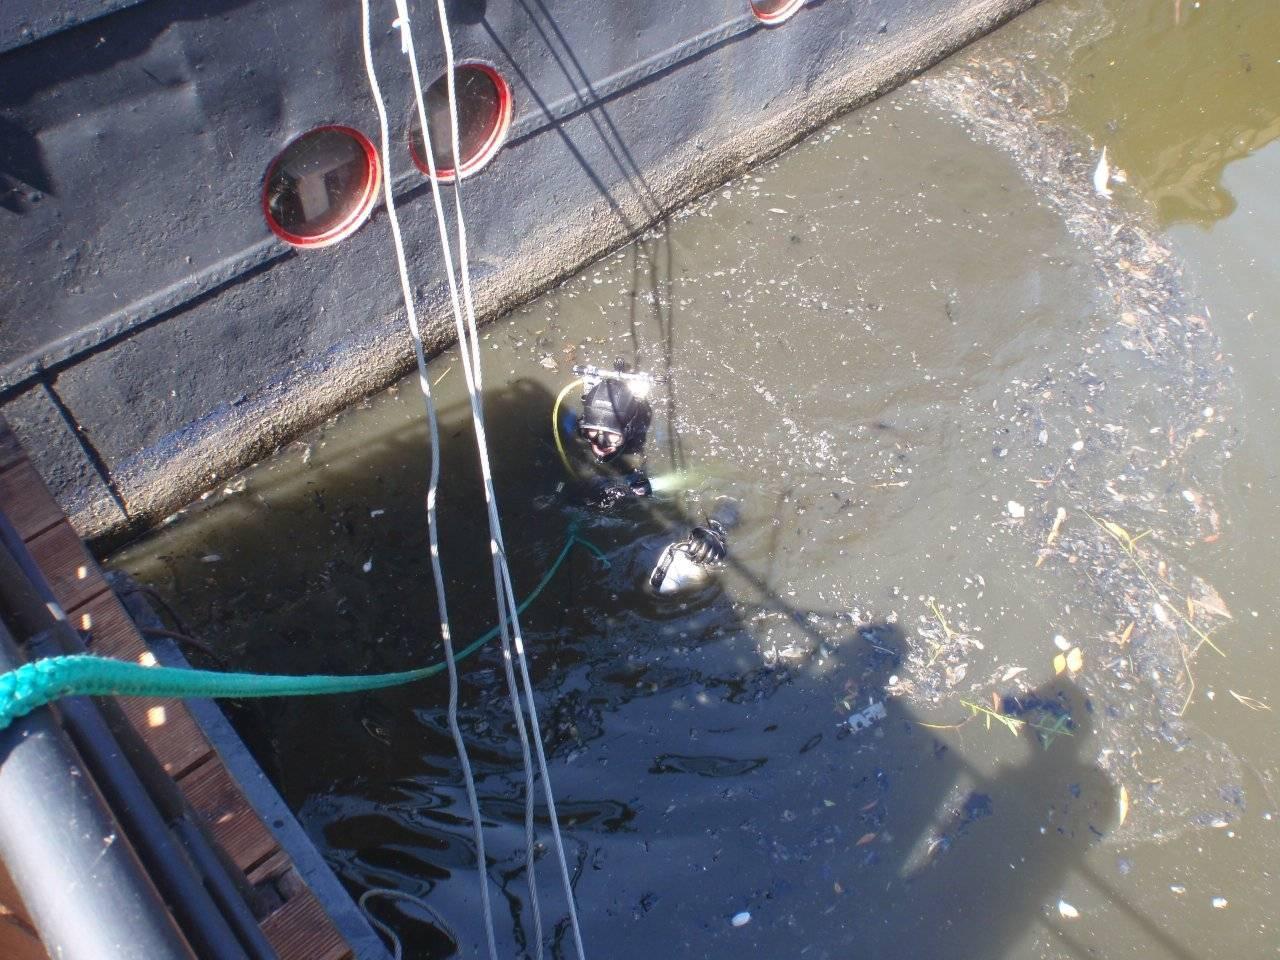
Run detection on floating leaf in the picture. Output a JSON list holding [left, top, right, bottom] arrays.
[[1001, 666, 1028, 682], [1058, 899, 1081, 919], [1118, 785, 1129, 826], [1103, 520, 1130, 545], [857, 833, 877, 847], [1118, 622, 1134, 645], [1065, 647, 1084, 674], [1195, 584, 1233, 620], [1053, 653, 1067, 676]]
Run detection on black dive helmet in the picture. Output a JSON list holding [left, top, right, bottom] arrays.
[[579, 372, 650, 462]]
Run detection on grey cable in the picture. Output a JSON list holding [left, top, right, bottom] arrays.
[[359, 3, 499, 958]]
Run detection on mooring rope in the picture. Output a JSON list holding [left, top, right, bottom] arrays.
[[0, 528, 603, 732]]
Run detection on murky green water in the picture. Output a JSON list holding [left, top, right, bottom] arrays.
[[112, 1, 1280, 956]]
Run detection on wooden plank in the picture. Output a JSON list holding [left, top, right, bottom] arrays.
[[0, 461, 63, 543], [179, 758, 279, 874], [246, 849, 292, 888], [68, 582, 216, 778], [116, 696, 213, 780], [24, 522, 108, 614], [260, 891, 351, 960], [0, 862, 46, 960], [70, 590, 149, 660]]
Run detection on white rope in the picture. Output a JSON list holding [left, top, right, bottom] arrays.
[[432, 0, 485, 389], [404, 1, 589, 956], [359, 4, 500, 959], [359, 888, 460, 960], [391, 3, 547, 956]]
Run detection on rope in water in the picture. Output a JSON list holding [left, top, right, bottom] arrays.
[[0, 530, 604, 732]]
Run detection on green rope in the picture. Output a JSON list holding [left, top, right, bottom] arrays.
[[0, 531, 607, 732]]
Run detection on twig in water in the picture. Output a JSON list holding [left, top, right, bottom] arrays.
[[1087, 514, 1225, 657], [924, 599, 955, 668], [1228, 690, 1272, 712], [959, 699, 1075, 746]]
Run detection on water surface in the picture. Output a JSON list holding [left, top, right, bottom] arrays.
[[113, 2, 1280, 956]]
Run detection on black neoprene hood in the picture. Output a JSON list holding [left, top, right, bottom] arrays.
[[580, 380, 646, 452]]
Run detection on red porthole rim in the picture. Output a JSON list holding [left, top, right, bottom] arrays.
[[262, 124, 381, 249], [751, 0, 805, 25], [409, 61, 514, 183]]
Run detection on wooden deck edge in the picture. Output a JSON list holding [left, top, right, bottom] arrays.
[[0, 416, 388, 960]]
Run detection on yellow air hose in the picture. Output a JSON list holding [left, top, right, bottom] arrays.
[[552, 377, 585, 477]]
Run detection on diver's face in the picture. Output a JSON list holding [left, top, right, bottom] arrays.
[[584, 429, 623, 459]]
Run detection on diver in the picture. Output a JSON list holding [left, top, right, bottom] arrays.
[[556, 361, 657, 507], [552, 360, 737, 599]]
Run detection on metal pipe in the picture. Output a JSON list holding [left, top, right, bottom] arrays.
[[0, 618, 197, 960], [27, 625, 277, 960]]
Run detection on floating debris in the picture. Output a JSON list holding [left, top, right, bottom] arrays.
[[731, 911, 752, 928], [1007, 500, 1026, 519], [1211, 897, 1228, 910], [1228, 690, 1271, 712], [1092, 146, 1112, 197], [845, 700, 888, 733], [1058, 899, 1080, 919], [1047, 507, 1067, 545], [1053, 646, 1084, 676]]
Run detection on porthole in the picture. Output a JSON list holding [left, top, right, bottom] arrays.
[[409, 62, 512, 181], [751, 0, 805, 24], [262, 126, 380, 248]]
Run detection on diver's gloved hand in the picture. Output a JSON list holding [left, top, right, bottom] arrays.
[[591, 483, 630, 508], [625, 472, 652, 497], [684, 519, 727, 565]]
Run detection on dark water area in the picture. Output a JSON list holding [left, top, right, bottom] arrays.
[[112, 1, 1280, 957]]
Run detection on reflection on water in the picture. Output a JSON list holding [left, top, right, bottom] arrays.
[[1059, 0, 1280, 226]]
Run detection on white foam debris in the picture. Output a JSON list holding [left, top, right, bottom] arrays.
[[1093, 147, 1112, 197]]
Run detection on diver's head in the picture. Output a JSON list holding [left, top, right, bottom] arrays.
[[580, 379, 647, 461]]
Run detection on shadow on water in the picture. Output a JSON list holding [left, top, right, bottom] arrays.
[[119, 371, 1196, 959]]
